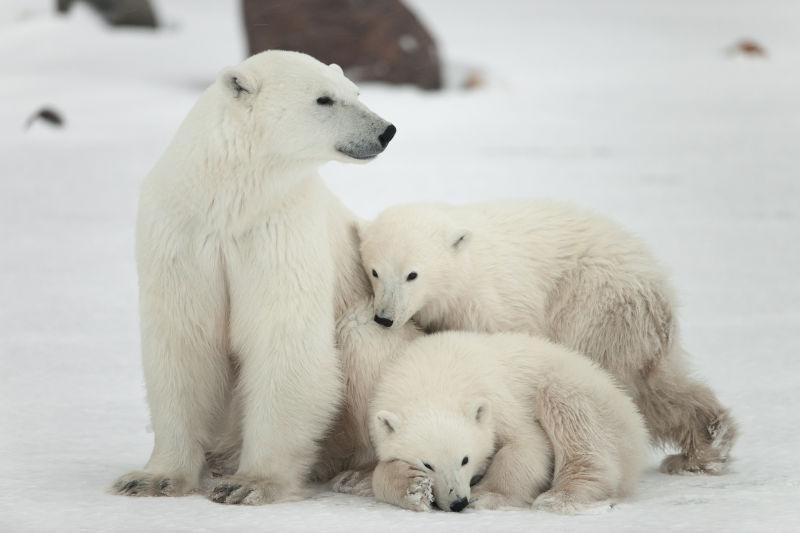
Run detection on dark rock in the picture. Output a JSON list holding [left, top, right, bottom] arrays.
[[56, 0, 158, 28], [26, 107, 65, 129], [243, 0, 442, 90]]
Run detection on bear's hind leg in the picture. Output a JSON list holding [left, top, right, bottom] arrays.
[[637, 350, 737, 475]]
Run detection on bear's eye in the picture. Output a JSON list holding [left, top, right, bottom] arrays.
[[462, 456, 469, 466], [316, 96, 334, 106], [422, 462, 435, 472], [406, 272, 418, 281], [372, 269, 379, 279]]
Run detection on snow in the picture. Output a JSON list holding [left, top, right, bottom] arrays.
[[1, 0, 799, 531]]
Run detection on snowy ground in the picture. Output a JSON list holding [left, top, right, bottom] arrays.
[[1, 0, 799, 531]]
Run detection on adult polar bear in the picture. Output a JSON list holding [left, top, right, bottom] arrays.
[[360, 202, 737, 475], [112, 51, 394, 504]]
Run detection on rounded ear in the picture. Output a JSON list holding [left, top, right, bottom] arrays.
[[466, 398, 491, 425], [220, 66, 258, 100], [376, 410, 401, 435], [449, 229, 471, 251], [329, 63, 344, 76]]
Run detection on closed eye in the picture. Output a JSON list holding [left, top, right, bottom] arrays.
[[316, 96, 334, 105], [422, 462, 435, 472]]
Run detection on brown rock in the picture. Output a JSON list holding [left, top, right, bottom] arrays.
[[242, 0, 442, 90]]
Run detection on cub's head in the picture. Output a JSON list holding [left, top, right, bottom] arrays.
[[359, 205, 471, 329], [372, 401, 494, 512], [217, 50, 395, 164]]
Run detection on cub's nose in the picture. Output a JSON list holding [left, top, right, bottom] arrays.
[[373, 315, 394, 328], [450, 497, 469, 512], [378, 124, 396, 148]]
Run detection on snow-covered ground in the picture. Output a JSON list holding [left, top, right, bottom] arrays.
[[1, 0, 799, 531]]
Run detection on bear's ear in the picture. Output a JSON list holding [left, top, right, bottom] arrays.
[[449, 229, 471, 252], [376, 410, 401, 435], [220, 67, 258, 100], [466, 398, 491, 425], [329, 63, 344, 76]]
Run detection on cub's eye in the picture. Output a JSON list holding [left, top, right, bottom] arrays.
[[316, 96, 334, 106], [372, 269, 379, 278], [406, 272, 418, 281], [422, 462, 435, 472], [462, 456, 469, 466]]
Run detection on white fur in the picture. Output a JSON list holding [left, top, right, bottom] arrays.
[[370, 332, 649, 513], [112, 51, 394, 504], [359, 201, 736, 474]]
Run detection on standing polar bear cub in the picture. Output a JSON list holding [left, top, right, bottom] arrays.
[[370, 331, 648, 513], [360, 201, 736, 474], [112, 51, 395, 504]]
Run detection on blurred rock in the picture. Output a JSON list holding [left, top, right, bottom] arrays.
[[25, 107, 65, 129], [243, 0, 442, 90], [56, 0, 158, 28], [728, 38, 767, 58]]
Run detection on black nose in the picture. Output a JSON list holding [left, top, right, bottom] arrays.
[[373, 315, 394, 328], [378, 124, 396, 148], [450, 497, 469, 512]]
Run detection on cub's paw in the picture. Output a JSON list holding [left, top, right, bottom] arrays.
[[659, 453, 727, 475], [111, 471, 191, 497], [532, 490, 584, 514], [209, 476, 294, 505], [404, 473, 434, 512], [469, 490, 517, 511], [331, 469, 374, 497]]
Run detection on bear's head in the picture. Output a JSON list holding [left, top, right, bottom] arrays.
[[217, 50, 395, 165], [359, 205, 471, 329], [372, 401, 494, 512]]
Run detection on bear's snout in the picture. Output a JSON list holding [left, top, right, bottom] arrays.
[[378, 124, 396, 148], [374, 315, 394, 328], [450, 497, 469, 512]]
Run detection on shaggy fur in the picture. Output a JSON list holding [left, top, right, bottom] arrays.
[[369, 332, 649, 513], [358, 201, 737, 474], [111, 51, 394, 504]]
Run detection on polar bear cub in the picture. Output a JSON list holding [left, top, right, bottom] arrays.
[[359, 201, 736, 475], [370, 331, 648, 513]]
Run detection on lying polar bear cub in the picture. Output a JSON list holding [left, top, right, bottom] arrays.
[[370, 331, 648, 512]]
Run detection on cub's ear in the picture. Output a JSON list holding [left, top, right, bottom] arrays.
[[466, 398, 491, 425], [329, 63, 344, 76], [220, 67, 258, 100], [449, 229, 471, 251], [376, 410, 401, 435]]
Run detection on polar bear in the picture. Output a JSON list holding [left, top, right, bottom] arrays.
[[369, 331, 648, 513], [359, 201, 736, 475], [111, 51, 396, 504]]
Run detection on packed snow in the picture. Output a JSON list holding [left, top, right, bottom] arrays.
[[1, 1, 799, 531]]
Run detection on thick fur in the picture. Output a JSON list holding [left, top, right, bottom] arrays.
[[359, 201, 737, 474], [369, 332, 649, 513], [111, 51, 394, 504]]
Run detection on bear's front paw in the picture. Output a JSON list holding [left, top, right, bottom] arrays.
[[111, 471, 192, 497], [404, 473, 434, 512], [209, 476, 296, 505], [470, 489, 517, 510], [331, 469, 374, 497], [532, 490, 584, 514]]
